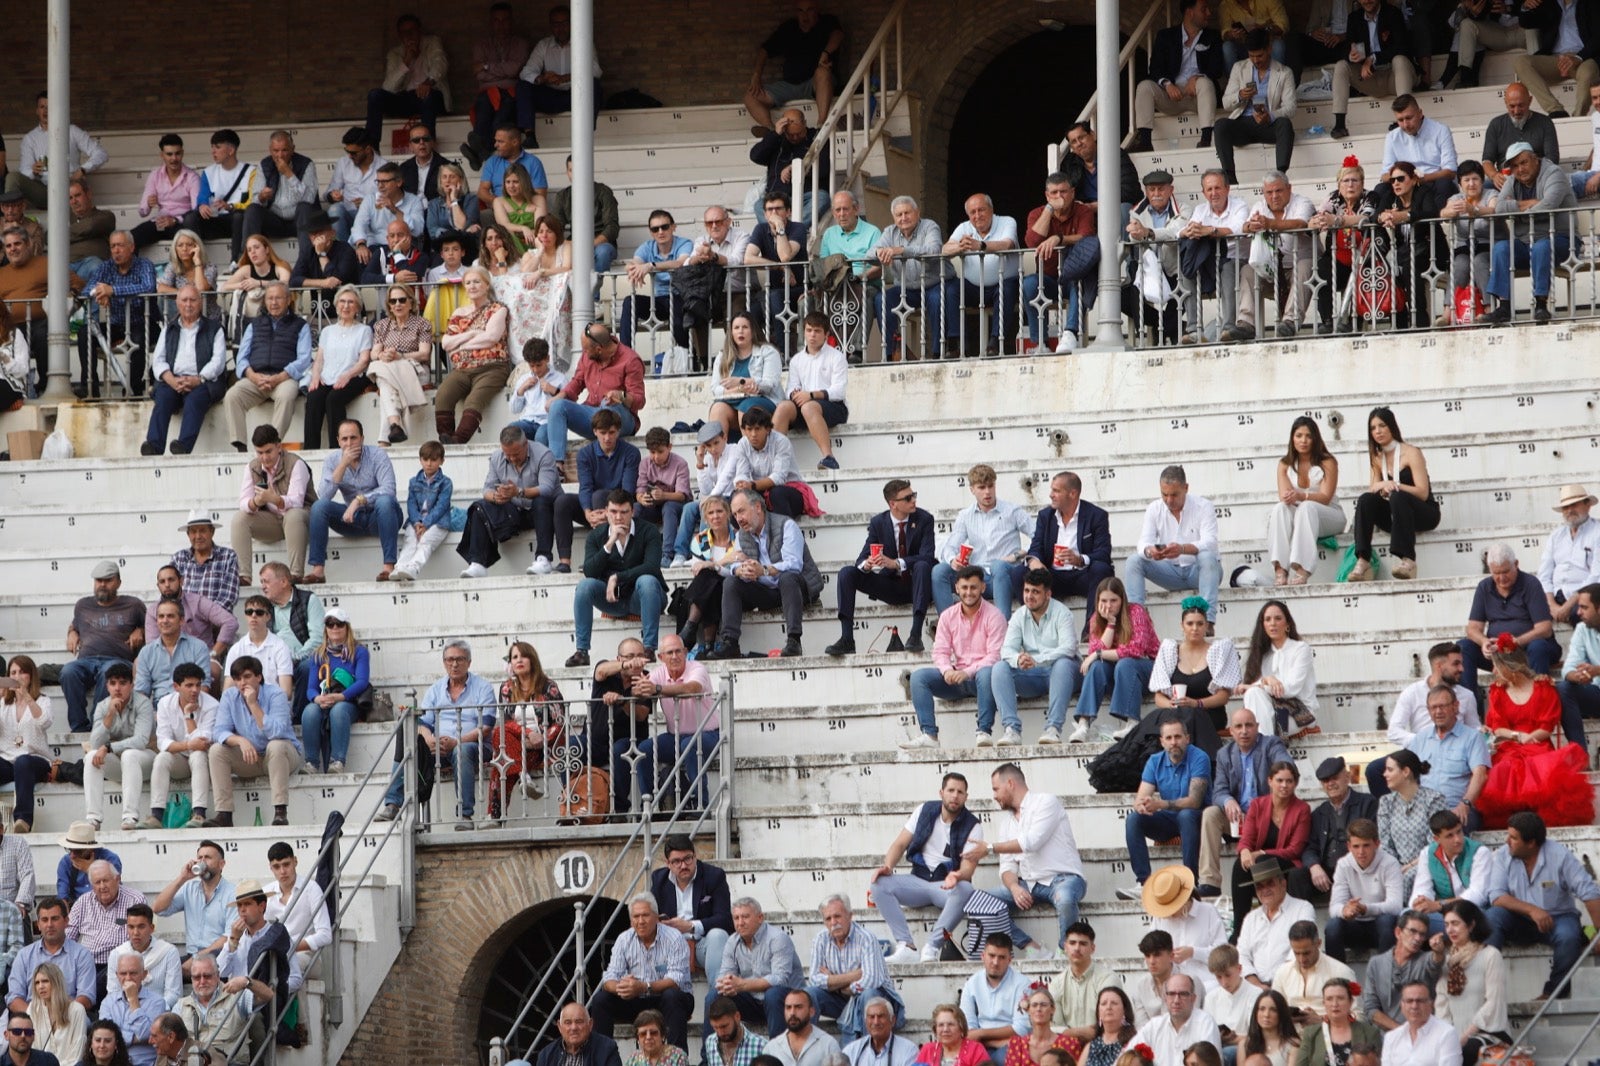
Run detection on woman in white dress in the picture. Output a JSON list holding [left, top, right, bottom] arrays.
[[1237, 600, 1318, 737], [499, 215, 571, 366], [1267, 416, 1345, 586]]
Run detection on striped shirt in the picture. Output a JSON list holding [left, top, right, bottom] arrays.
[[725, 920, 804, 989], [808, 921, 893, 997], [706, 1029, 768, 1066], [67, 884, 147, 964], [171, 546, 242, 613], [0, 834, 36, 909], [600, 924, 692, 993]]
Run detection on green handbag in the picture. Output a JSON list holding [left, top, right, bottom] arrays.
[[163, 792, 193, 829]]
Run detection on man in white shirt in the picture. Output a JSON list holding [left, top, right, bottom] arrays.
[[516, 4, 604, 148], [1129, 930, 1194, 1025], [1381, 95, 1460, 196], [1386, 643, 1481, 750], [350, 164, 426, 267], [180, 129, 260, 263], [265, 842, 332, 978], [1270, 920, 1356, 1023], [363, 13, 450, 148], [146, 662, 218, 830], [1325, 819, 1403, 963], [841, 998, 919, 1066], [1381, 980, 1462, 1066], [1539, 484, 1600, 624], [224, 594, 296, 702], [765, 989, 842, 1066], [965, 763, 1086, 960], [17, 90, 108, 209], [143, 284, 228, 457], [1235, 857, 1316, 988], [934, 464, 1032, 617], [1125, 464, 1222, 628], [680, 204, 752, 356], [1231, 170, 1316, 341], [106, 904, 182, 1008], [325, 128, 388, 243], [1203, 945, 1256, 1051], [773, 313, 850, 472], [940, 193, 1021, 356], [1176, 170, 1250, 343], [1130, 973, 1222, 1066]]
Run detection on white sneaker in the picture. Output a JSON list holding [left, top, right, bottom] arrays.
[[1115, 884, 1144, 901], [1112, 719, 1138, 740], [920, 939, 947, 962], [898, 732, 939, 750], [886, 943, 920, 965], [460, 563, 488, 579], [670, 554, 691, 568], [527, 555, 553, 575], [390, 566, 415, 582], [1067, 720, 1091, 743], [1054, 331, 1078, 353], [974, 731, 995, 748], [998, 727, 1022, 745], [1038, 726, 1063, 745]]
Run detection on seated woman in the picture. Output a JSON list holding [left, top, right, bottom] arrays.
[[1349, 406, 1438, 581], [1230, 761, 1310, 937], [675, 496, 742, 655], [623, 1009, 688, 1066], [1072, 576, 1160, 741], [1438, 160, 1496, 323], [478, 223, 521, 279], [916, 1004, 992, 1066], [301, 608, 370, 774], [1477, 636, 1594, 829], [1266, 417, 1344, 587], [1292, 978, 1381, 1066], [1307, 156, 1376, 334], [489, 640, 565, 813], [425, 163, 482, 249], [1377, 750, 1448, 900], [707, 311, 784, 442], [493, 163, 542, 255], [155, 228, 219, 317], [1434, 900, 1510, 1066], [0, 655, 54, 834], [435, 264, 509, 445], [1007, 987, 1083, 1066], [1364, 161, 1445, 330], [500, 215, 572, 364], [1237, 601, 1318, 737], [1075, 988, 1137, 1066], [220, 233, 292, 340], [1149, 596, 1240, 735], [367, 284, 435, 445], [0, 305, 27, 410], [303, 284, 374, 450], [1241, 989, 1299, 1066]]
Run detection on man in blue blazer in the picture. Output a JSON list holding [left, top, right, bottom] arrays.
[[650, 834, 735, 987], [1021, 472, 1114, 611], [827, 479, 936, 656]]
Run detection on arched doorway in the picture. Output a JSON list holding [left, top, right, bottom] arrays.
[[475, 894, 626, 1062], [944, 27, 1105, 226]]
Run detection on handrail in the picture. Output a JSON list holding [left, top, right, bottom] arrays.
[[1050, 0, 1171, 170], [1510, 919, 1600, 1063], [793, 0, 912, 237]]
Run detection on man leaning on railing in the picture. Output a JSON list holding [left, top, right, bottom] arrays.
[[79, 231, 157, 399], [375, 638, 497, 830]]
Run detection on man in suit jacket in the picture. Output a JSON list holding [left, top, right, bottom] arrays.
[[1022, 472, 1114, 610], [288, 210, 361, 319], [651, 834, 735, 987], [1331, 0, 1414, 137], [1213, 29, 1298, 185], [827, 479, 936, 657], [535, 1002, 624, 1066], [569, 491, 666, 665], [397, 124, 448, 203], [1133, 0, 1226, 152], [1514, 0, 1600, 116], [707, 489, 824, 660], [1292, 756, 1379, 902], [1198, 706, 1290, 897]]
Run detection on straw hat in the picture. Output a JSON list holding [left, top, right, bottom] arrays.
[[1141, 865, 1196, 918]]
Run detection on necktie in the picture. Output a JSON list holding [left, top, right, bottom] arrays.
[[897, 520, 907, 560]]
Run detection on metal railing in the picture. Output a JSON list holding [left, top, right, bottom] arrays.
[[1509, 920, 1600, 1065]]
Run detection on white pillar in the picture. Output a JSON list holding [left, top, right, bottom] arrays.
[[43, 0, 74, 398], [1091, 0, 1127, 350], [569, 0, 596, 358]]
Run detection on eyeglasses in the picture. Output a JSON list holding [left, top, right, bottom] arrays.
[[325, 620, 348, 627], [377, 177, 400, 184], [894, 493, 918, 503], [8, 1028, 33, 1036], [649, 223, 673, 233], [388, 297, 409, 305], [704, 217, 729, 226], [410, 136, 432, 144], [443, 656, 469, 664], [243, 608, 268, 617]]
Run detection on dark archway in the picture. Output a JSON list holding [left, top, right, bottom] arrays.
[[945, 27, 1106, 226], [475, 895, 626, 1062]]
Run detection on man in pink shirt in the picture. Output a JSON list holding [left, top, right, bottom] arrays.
[[638, 635, 719, 810], [546, 323, 648, 462], [131, 135, 200, 250], [903, 566, 1008, 750]]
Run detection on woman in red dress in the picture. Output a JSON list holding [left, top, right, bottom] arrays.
[[1477, 635, 1594, 829]]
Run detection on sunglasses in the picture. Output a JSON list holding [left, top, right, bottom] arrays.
[[8, 1029, 32, 1037], [1390, 175, 1411, 184], [326, 619, 348, 627], [388, 297, 409, 305], [243, 608, 268, 617], [895, 493, 918, 503], [649, 223, 673, 233], [410, 136, 432, 144]]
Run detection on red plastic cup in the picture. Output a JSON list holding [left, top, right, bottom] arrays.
[[870, 543, 883, 558], [1053, 545, 1070, 567], [956, 544, 973, 566]]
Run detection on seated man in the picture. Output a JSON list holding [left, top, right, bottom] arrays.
[[324, 128, 386, 243], [873, 196, 946, 360], [1065, 122, 1142, 225], [1381, 95, 1460, 196], [257, 562, 325, 704], [1126, 465, 1222, 629], [567, 491, 666, 665], [106, 904, 182, 1008], [1200, 708, 1289, 899], [1022, 171, 1098, 350], [143, 284, 226, 457], [826, 480, 936, 657], [1213, 30, 1296, 187], [142, 563, 235, 678], [550, 155, 622, 276], [242, 131, 320, 245], [1409, 810, 1491, 937], [79, 231, 157, 398], [807, 894, 902, 1044], [17, 90, 108, 209], [1513, 0, 1600, 119], [82, 662, 156, 834], [990, 568, 1081, 747], [772, 313, 848, 471], [175, 954, 254, 1057], [517, 4, 603, 147], [1231, 171, 1315, 342], [1385, 644, 1481, 768], [619, 209, 694, 350], [1405, 685, 1489, 831], [902, 566, 1006, 749], [1176, 171, 1248, 344], [966, 763, 1087, 957], [706, 489, 822, 660], [398, 123, 443, 206], [476, 124, 547, 210], [1129, 974, 1221, 1066], [1484, 142, 1576, 325], [816, 191, 881, 353], [264, 841, 333, 973], [223, 282, 312, 452], [874, 773, 983, 965], [1482, 83, 1559, 192], [730, 406, 807, 519], [1236, 857, 1317, 987], [1021, 471, 1113, 620], [592, 895, 694, 1049], [715, 901, 804, 1038], [217, 879, 303, 997], [289, 210, 362, 319], [1047, 922, 1121, 1040], [744, 193, 809, 350], [352, 166, 427, 271], [1130, 930, 1190, 1024], [133, 598, 208, 706], [1559, 582, 1600, 746], [171, 511, 241, 613], [361, 219, 433, 287], [1458, 541, 1562, 688], [223, 595, 295, 703], [102, 952, 167, 1066], [940, 193, 1020, 357], [766, 988, 840, 1066], [6, 897, 94, 1013], [635, 427, 691, 569], [146, 664, 218, 830], [935, 464, 1031, 617], [0, 225, 83, 370], [1540, 485, 1600, 625], [1329, 0, 1415, 139], [305, 420, 404, 584], [554, 409, 642, 573], [1324, 820, 1403, 962], [67, 180, 117, 283], [181, 128, 259, 264], [960, 933, 1032, 1062], [1486, 810, 1600, 999], [1449, 2, 1533, 87], [1121, 169, 1184, 342], [1362, 912, 1443, 1031], [1132, 0, 1225, 152], [232, 424, 314, 581], [1272, 921, 1355, 1023], [61, 561, 146, 734], [364, 13, 449, 147], [0, 194, 44, 257], [204, 656, 303, 829], [456, 424, 562, 579], [130, 135, 198, 250], [650, 835, 734, 988], [744, 1, 843, 131], [545, 323, 648, 463], [459, 3, 531, 169], [376, 640, 496, 828], [1120, 718, 1211, 899]]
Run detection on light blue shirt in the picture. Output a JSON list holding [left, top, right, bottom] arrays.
[[1556, 0, 1585, 55], [1141, 745, 1212, 802], [1562, 619, 1600, 678], [158, 875, 237, 957], [948, 215, 1021, 284], [1539, 515, 1600, 600], [419, 672, 498, 738], [100, 986, 167, 1066], [480, 150, 549, 196], [1484, 838, 1600, 919], [319, 444, 398, 504], [1406, 720, 1490, 807], [733, 515, 806, 588], [941, 499, 1033, 567], [959, 965, 1031, 1035], [1001, 599, 1077, 668], [633, 235, 695, 296], [326, 153, 388, 211], [350, 190, 427, 249], [1381, 117, 1460, 176], [133, 633, 210, 703], [213, 684, 302, 755]]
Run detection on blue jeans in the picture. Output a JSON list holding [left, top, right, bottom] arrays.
[[1023, 240, 1100, 343], [70, 256, 103, 283], [637, 729, 719, 808], [1074, 656, 1153, 722], [1487, 905, 1585, 996], [975, 872, 1088, 951], [544, 398, 638, 463], [809, 985, 903, 1046], [1123, 551, 1223, 619], [990, 658, 1079, 732], [877, 282, 944, 356], [145, 380, 216, 453], [1126, 808, 1202, 883], [382, 737, 481, 817], [637, 501, 684, 566], [673, 501, 702, 561], [60, 656, 125, 733], [730, 986, 792, 1038], [574, 575, 665, 652], [1487, 234, 1570, 300], [910, 666, 994, 737], [301, 699, 357, 770], [932, 561, 1019, 617], [309, 496, 403, 566]]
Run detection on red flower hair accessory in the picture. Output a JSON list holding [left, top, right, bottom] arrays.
[[1133, 1046, 1156, 1063], [1348, 981, 1362, 997], [1342, 155, 1360, 168], [1494, 632, 1517, 654]]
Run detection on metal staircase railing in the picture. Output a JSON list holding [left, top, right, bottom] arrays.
[[1508, 920, 1600, 1066]]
